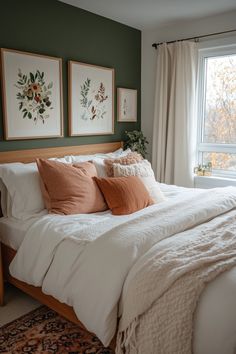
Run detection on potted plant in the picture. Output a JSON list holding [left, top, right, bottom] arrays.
[[124, 130, 149, 158], [194, 162, 212, 176]]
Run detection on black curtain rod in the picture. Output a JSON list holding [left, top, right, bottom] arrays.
[[152, 28, 236, 49]]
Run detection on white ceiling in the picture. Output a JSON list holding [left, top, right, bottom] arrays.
[[59, 0, 236, 30]]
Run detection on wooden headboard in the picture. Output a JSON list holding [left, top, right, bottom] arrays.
[[0, 141, 123, 164]]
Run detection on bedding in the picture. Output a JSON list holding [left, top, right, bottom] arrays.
[[117, 208, 236, 354], [9, 186, 236, 354], [0, 183, 177, 250], [0, 178, 9, 217], [37, 159, 107, 215], [113, 159, 166, 203], [92, 158, 109, 178], [0, 216, 39, 250], [0, 182, 172, 251], [0, 163, 47, 220], [104, 152, 143, 177], [0, 150, 128, 219], [94, 176, 153, 215], [64, 148, 131, 165], [91, 149, 133, 178]]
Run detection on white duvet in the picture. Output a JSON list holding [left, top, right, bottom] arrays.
[[10, 185, 236, 353]]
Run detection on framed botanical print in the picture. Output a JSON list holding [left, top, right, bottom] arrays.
[[117, 88, 137, 122], [69, 61, 114, 136], [1, 48, 63, 140]]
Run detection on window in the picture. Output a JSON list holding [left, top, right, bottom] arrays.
[[197, 45, 236, 178]]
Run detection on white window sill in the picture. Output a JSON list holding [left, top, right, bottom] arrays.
[[194, 175, 236, 189]]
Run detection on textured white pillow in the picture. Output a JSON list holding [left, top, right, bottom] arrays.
[[113, 160, 167, 204], [0, 163, 47, 220]]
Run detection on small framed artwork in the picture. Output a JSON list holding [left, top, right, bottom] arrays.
[[1, 48, 63, 140], [69, 61, 114, 136], [117, 88, 137, 122]]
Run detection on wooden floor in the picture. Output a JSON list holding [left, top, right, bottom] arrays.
[[0, 283, 40, 327]]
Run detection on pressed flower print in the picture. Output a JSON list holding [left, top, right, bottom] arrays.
[[15, 69, 53, 124], [1, 48, 63, 140]]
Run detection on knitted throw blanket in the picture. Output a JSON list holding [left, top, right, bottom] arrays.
[[116, 210, 236, 354]]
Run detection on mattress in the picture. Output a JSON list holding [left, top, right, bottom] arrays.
[[194, 266, 236, 354], [0, 217, 39, 250]]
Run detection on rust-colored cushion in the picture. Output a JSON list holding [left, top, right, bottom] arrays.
[[36, 159, 107, 215], [94, 176, 153, 215], [104, 152, 143, 177]]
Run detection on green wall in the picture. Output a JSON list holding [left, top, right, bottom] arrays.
[[0, 0, 141, 152]]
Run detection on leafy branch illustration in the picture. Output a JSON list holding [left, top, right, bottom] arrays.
[[123, 98, 128, 116], [80, 79, 109, 120], [95, 83, 108, 103], [80, 78, 92, 107]]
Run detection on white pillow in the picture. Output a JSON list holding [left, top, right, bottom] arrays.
[[113, 160, 167, 204], [64, 148, 131, 164], [92, 149, 132, 177], [49, 157, 69, 163], [0, 163, 47, 220], [92, 158, 108, 178]]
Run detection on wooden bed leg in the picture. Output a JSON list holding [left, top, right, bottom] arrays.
[[0, 244, 4, 306]]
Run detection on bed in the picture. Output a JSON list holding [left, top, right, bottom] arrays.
[[0, 142, 123, 342], [1, 142, 236, 354]]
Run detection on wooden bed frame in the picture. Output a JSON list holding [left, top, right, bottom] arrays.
[[0, 141, 122, 347]]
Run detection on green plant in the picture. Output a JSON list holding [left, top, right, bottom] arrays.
[[124, 130, 149, 158]]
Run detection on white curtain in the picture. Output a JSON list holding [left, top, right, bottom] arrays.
[[152, 41, 198, 187]]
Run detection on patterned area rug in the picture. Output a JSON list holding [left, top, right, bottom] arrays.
[[0, 306, 114, 354]]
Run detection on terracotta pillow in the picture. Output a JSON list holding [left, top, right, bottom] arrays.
[[104, 152, 143, 177], [94, 176, 153, 215], [36, 159, 107, 215]]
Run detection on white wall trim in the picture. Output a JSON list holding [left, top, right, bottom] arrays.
[[194, 175, 236, 188]]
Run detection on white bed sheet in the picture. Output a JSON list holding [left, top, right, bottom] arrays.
[[0, 216, 40, 250]]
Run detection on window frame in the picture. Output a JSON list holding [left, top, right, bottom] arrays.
[[197, 44, 236, 179]]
